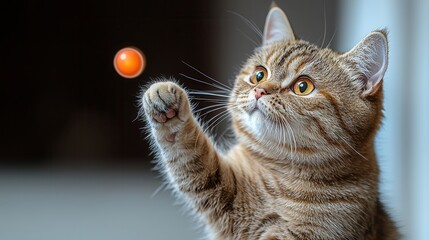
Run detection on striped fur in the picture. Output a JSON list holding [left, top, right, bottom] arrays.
[[139, 8, 398, 240]]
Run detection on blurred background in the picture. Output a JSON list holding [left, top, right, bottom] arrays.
[[0, 0, 427, 239]]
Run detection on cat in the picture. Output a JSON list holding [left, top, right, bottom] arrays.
[[139, 4, 399, 240]]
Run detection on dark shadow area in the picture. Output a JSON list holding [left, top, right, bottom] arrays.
[[0, 0, 222, 169]]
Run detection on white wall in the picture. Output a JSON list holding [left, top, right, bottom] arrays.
[[338, 1, 429, 239]]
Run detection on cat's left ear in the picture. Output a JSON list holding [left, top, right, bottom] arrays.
[[263, 4, 295, 45], [342, 31, 388, 96]]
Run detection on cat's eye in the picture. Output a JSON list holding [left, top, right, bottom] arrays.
[[292, 76, 315, 96], [250, 66, 268, 84]]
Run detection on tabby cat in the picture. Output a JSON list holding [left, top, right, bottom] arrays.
[[139, 4, 398, 240]]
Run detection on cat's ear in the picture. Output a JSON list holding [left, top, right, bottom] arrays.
[[343, 31, 388, 96], [263, 4, 295, 46]]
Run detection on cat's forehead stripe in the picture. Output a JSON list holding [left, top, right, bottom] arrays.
[[285, 51, 305, 70], [274, 44, 306, 67], [294, 58, 309, 73], [262, 43, 318, 84], [265, 47, 281, 64]]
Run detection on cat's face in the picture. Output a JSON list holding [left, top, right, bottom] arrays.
[[229, 7, 388, 161]]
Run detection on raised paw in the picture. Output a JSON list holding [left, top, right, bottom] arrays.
[[142, 81, 190, 127]]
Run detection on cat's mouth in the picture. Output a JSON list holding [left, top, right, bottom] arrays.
[[248, 101, 285, 124]]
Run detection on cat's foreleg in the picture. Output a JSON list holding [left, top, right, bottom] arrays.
[[141, 81, 237, 219]]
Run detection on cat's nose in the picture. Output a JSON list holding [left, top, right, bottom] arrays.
[[254, 87, 267, 100]]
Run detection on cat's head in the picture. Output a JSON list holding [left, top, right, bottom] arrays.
[[229, 5, 388, 162]]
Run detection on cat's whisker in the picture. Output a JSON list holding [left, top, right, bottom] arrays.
[[226, 10, 263, 38], [181, 61, 233, 90], [199, 106, 229, 119], [320, 1, 328, 48], [232, 88, 249, 96], [194, 103, 228, 114], [280, 114, 297, 155], [208, 113, 231, 130], [236, 28, 259, 46], [281, 116, 297, 156], [200, 103, 244, 120], [278, 115, 296, 157], [216, 126, 234, 149], [257, 117, 279, 152], [337, 135, 368, 160], [287, 119, 298, 157], [190, 88, 231, 95], [206, 105, 241, 128], [188, 90, 230, 98], [275, 120, 286, 156], [193, 107, 230, 150], [275, 119, 286, 155], [270, 123, 280, 154], [209, 112, 229, 130], [325, 28, 337, 49], [231, 99, 251, 107], [151, 182, 168, 198], [204, 109, 235, 132], [192, 97, 230, 102], [180, 73, 232, 92], [209, 89, 233, 95], [277, 118, 291, 155]]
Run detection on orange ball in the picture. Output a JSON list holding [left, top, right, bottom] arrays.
[[114, 47, 145, 78]]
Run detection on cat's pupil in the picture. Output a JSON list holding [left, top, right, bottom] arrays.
[[298, 81, 308, 92], [256, 71, 264, 82]]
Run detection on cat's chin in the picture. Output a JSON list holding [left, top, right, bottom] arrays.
[[249, 108, 266, 122], [249, 106, 275, 125], [246, 109, 277, 134]]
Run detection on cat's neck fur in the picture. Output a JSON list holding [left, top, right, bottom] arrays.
[[228, 140, 379, 185]]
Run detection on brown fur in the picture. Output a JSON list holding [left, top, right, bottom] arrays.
[[139, 5, 398, 240]]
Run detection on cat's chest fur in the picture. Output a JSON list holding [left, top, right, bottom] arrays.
[[223, 145, 378, 239]]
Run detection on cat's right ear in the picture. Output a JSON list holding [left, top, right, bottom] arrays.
[[342, 31, 388, 96], [263, 4, 295, 46]]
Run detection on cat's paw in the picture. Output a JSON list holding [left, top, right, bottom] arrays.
[[142, 81, 191, 129]]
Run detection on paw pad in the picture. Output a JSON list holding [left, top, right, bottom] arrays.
[[165, 109, 176, 119], [165, 133, 176, 142], [153, 108, 177, 123]]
